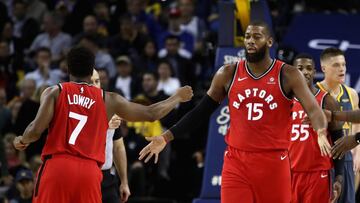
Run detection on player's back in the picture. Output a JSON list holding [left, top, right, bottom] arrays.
[[41, 82, 108, 165], [289, 89, 332, 171]]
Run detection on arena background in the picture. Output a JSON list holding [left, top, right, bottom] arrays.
[[0, 0, 359, 203]]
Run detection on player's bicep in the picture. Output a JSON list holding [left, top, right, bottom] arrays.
[[32, 86, 57, 133], [206, 65, 233, 103], [110, 93, 152, 121]]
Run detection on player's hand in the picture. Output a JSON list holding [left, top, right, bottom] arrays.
[[317, 128, 331, 156], [119, 183, 130, 203], [353, 148, 360, 174], [13, 136, 29, 151], [332, 135, 358, 159], [108, 114, 121, 129], [139, 135, 167, 163], [330, 178, 342, 203], [175, 86, 193, 103]]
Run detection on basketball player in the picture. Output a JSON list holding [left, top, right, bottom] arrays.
[[139, 21, 329, 203], [316, 47, 360, 203], [12, 47, 193, 203], [289, 53, 343, 203], [91, 69, 130, 203]]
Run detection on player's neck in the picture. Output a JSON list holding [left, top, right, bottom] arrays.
[[69, 75, 92, 84], [320, 80, 341, 96], [246, 56, 273, 74]]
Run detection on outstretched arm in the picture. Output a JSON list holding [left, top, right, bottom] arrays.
[[107, 86, 193, 122], [284, 65, 329, 156], [138, 64, 235, 163], [13, 86, 59, 150]]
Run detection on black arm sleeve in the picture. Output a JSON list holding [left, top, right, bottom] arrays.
[[169, 94, 220, 138], [330, 129, 345, 177], [113, 128, 123, 141]]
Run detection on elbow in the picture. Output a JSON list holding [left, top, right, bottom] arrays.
[[146, 108, 157, 122]]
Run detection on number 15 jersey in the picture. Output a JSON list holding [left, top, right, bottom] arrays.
[[226, 59, 293, 151], [41, 82, 108, 165]]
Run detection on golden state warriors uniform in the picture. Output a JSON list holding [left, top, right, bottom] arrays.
[[317, 82, 356, 203]]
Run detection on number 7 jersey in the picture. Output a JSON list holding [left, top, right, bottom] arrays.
[[41, 82, 108, 165], [289, 89, 332, 171], [226, 59, 293, 151]]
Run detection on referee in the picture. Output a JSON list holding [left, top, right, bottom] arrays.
[[91, 69, 131, 203]]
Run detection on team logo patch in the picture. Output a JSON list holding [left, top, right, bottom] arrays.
[[267, 77, 276, 85]]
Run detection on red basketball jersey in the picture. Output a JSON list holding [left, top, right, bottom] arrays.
[[226, 59, 293, 151], [41, 82, 108, 165], [289, 89, 332, 171]]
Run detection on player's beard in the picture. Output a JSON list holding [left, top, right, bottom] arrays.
[[245, 44, 267, 63]]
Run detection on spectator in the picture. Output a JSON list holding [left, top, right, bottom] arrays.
[[26, 0, 48, 23], [3, 133, 26, 171], [159, 35, 195, 87], [29, 12, 71, 62], [126, 0, 162, 39], [24, 47, 63, 88], [0, 40, 19, 100], [178, 0, 207, 46], [109, 55, 141, 100], [8, 168, 34, 203], [72, 15, 105, 46], [157, 60, 180, 95], [157, 7, 194, 55], [11, 0, 40, 48], [93, 1, 111, 37], [107, 14, 150, 62], [137, 71, 176, 129], [1, 20, 24, 56], [139, 40, 159, 72], [0, 88, 11, 136], [79, 33, 116, 78]]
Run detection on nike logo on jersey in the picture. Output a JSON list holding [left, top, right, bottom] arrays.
[[238, 77, 247, 82], [320, 174, 328, 178], [280, 155, 287, 160]]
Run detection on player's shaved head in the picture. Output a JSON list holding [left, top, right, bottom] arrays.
[[67, 47, 94, 78], [247, 21, 272, 37]]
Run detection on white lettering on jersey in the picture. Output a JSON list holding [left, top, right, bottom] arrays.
[[67, 94, 96, 109], [232, 88, 278, 110]]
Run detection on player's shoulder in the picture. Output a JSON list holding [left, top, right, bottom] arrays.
[[217, 62, 237, 75], [343, 84, 358, 97]]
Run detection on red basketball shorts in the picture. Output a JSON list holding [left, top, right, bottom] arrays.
[[221, 146, 291, 203], [32, 154, 103, 203], [291, 170, 331, 203]]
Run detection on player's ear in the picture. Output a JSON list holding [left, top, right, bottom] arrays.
[[267, 37, 273, 48], [320, 65, 326, 73]]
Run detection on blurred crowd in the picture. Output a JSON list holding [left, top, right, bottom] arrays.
[[0, 0, 218, 202]]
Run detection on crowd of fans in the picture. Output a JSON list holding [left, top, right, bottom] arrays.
[[0, 0, 218, 202]]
